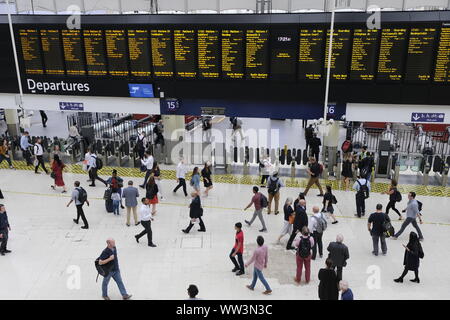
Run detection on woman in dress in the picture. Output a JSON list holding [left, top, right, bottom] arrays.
[[277, 197, 294, 244], [322, 185, 338, 224], [51, 154, 67, 193], [318, 258, 339, 300], [341, 154, 354, 191], [145, 176, 159, 215], [190, 167, 201, 194], [201, 162, 213, 197]]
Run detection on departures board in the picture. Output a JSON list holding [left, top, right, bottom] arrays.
[[15, 24, 450, 83]]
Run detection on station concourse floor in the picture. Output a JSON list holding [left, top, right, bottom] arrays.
[[1, 168, 450, 300]]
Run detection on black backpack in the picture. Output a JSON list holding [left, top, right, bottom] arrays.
[[95, 157, 103, 170], [94, 258, 113, 282], [77, 187, 87, 204], [357, 180, 369, 199], [268, 178, 279, 194], [417, 200, 423, 212], [298, 236, 312, 258], [260, 193, 268, 208]]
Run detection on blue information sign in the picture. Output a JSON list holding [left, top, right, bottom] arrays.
[[411, 112, 445, 123], [128, 84, 154, 98], [59, 102, 84, 111]]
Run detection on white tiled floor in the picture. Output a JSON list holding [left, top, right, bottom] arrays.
[[1, 168, 450, 300]]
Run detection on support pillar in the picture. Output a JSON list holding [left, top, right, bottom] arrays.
[[5, 109, 20, 137], [162, 115, 185, 165], [323, 121, 340, 176]]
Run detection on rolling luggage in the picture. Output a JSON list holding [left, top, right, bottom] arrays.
[[103, 188, 114, 213]]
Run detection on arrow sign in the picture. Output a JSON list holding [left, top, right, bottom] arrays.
[[411, 112, 445, 123]]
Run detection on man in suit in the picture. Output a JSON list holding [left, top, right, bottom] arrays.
[[286, 199, 308, 250], [327, 234, 350, 282], [182, 192, 206, 233], [0, 204, 11, 256]]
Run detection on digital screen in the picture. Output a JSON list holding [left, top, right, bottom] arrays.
[[246, 29, 269, 79], [128, 30, 151, 77], [270, 29, 297, 81], [61, 29, 86, 76], [405, 28, 437, 82], [19, 29, 44, 75], [151, 29, 174, 78], [128, 84, 154, 98], [298, 29, 325, 80], [377, 28, 408, 81], [198, 30, 220, 79], [435, 27, 450, 82], [174, 29, 197, 78], [324, 29, 351, 80], [40, 29, 65, 75], [222, 30, 245, 79], [105, 30, 129, 76], [83, 30, 107, 76], [350, 29, 379, 81]]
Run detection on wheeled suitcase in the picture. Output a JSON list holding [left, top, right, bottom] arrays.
[[103, 188, 114, 213]]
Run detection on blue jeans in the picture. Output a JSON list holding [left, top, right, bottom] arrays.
[[250, 267, 271, 291], [113, 200, 120, 215], [102, 270, 128, 297]]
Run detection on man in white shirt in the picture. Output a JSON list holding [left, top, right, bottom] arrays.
[[173, 158, 188, 197], [20, 131, 33, 166], [308, 206, 327, 260], [134, 198, 156, 247], [88, 151, 108, 187], [353, 175, 371, 218], [139, 151, 154, 189], [33, 138, 48, 174]]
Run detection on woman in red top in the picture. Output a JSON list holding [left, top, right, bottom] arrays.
[[51, 154, 67, 193]]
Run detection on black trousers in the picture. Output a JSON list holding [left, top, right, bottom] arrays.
[[229, 248, 244, 273], [305, 138, 311, 153], [76, 204, 88, 227], [355, 195, 366, 217], [312, 231, 323, 259], [185, 217, 206, 233], [155, 134, 165, 147], [35, 155, 48, 173], [22, 149, 32, 165], [89, 168, 107, 186], [260, 174, 269, 185], [0, 154, 12, 167], [40, 111, 48, 127], [311, 148, 320, 162], [399, 267, 419, 280], [136, 220, 153, 245], [173, 178, 187, 196], [142, 169, 152, 186], [334, 266, 343, 282], [0, 228, 8, 252], [386, 200, 401, 217], [286, 227, 300, 249]]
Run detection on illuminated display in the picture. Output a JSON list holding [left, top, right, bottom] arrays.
[[128, 29, 151, 77], [105, 29, 129, 76], [40, 29, 65, 75], [324, 29, 351, 80], [350, 29, 379, 81], [62, 29, 86, 76], [198, 30, 220, 78], [151, 29, 174, 78], [246, 29, 269, 79], [19, 29, 44, 75], [298, 29, 325, 80], [377, 28, 408, 81], [174, 29, 197, 78], [222, 30, 245, 79], [83, 30, 107, 76]]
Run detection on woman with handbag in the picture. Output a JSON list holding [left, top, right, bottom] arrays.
[[182, 191, 206, 233], [394, 231, 424, 284], [201, 161, 213, 197], [51, 154, 67, 193], [322, 185, 338, 224], [277, 197, 294, 244], [145, 176, 159, 215]]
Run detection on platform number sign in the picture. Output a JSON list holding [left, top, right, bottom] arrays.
[[163, 98, 180, 112], [327, 102, 336, 117]]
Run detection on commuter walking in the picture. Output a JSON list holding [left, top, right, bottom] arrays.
[[230, 222, 245, 276], [107, 169, 124, 209], [327, 234, 349, 282], [394, 231, 424, 284], [152, 162, 164, 200], [267, 171, 283, 215], [202, 116, 212, 142], [303, 157, 324, 197], [244, 186, 267, 232], [135, 131, 147, 160], [135, 198, 156, 247], [111, 190, 121, 215], [368, 204, 390, 256], [39, 110, 48, 128], [83, 148, 92, 181], [0, 204, 11, 256], [201, 161, 213, 197], [182, 192, 206, 233], [34, 138, 48, 174], [153, 119, 165, 147], [122, 181, 140, 226], [190, 167, 201, 193], [293, 192, 305, 211], [20, 131, 33, 166], [277, 197, 294, 244], [322, 185, 338, 224], [0, 139, 14, 169], [294, 226, 314, 285], [341, 137, 353, 157], [318, 258, 339, 300], [259, 155, 271, 187], [286, 199, 308, 250], [88, 151, 108, 187], [353, 175, 370, 218], [139, 151, 154, 189], [245, 236, 272, 295], [230, 117, 244, 144], [173, 158, 188, 197], [145, 176, 159, 215], [383, 179, 402, 220], [304, 124, 314, 153], [50, 154, 67, 193], [309, 133, 321, 162], [98, 238, 132, 300], [341, 154, 354, 191], [392, 192, 424, 241], [340, 280, 354, 300], [309, 206, 327, 260], [66, 181, 89, 229]]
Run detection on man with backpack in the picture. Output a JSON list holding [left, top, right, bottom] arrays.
[[327, 234, 349, 282], [66, 181, 90, 229], [358, 151, 374, 181], [286, 199, 308, 250], [88, 151, 108, 187], [341, 137, 353, 156], [309, 206, 327, 260], [294, 226, 315, 284], [303, 157, 324, 197], [353, 175, 371, 218], [266, 172, 284, 215], [368, 204, 391, 256], [244, 186, 268, 232]]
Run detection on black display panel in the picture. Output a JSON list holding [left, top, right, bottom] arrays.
[[405, 28, 437, 82], [198, 30, 220, 79], [151, 29, 174, 78], [435, 27, 450, 82], [350, 29, 379, 81], [324, 29, 351, 80], [40, 29, 65, 75], [174, 29, 197, 78], [105, 29, 129, 77], [298, 29, 325, 80], [61, 29, 86, 76], [19, 29, 44, 75], [83, 30, 107, 76], [377, 28, 408, 81], [246, 29, 269, 79], [128, 29, 151, 77], [222, 29, 245, 79], [270, 29, 297, 81]]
